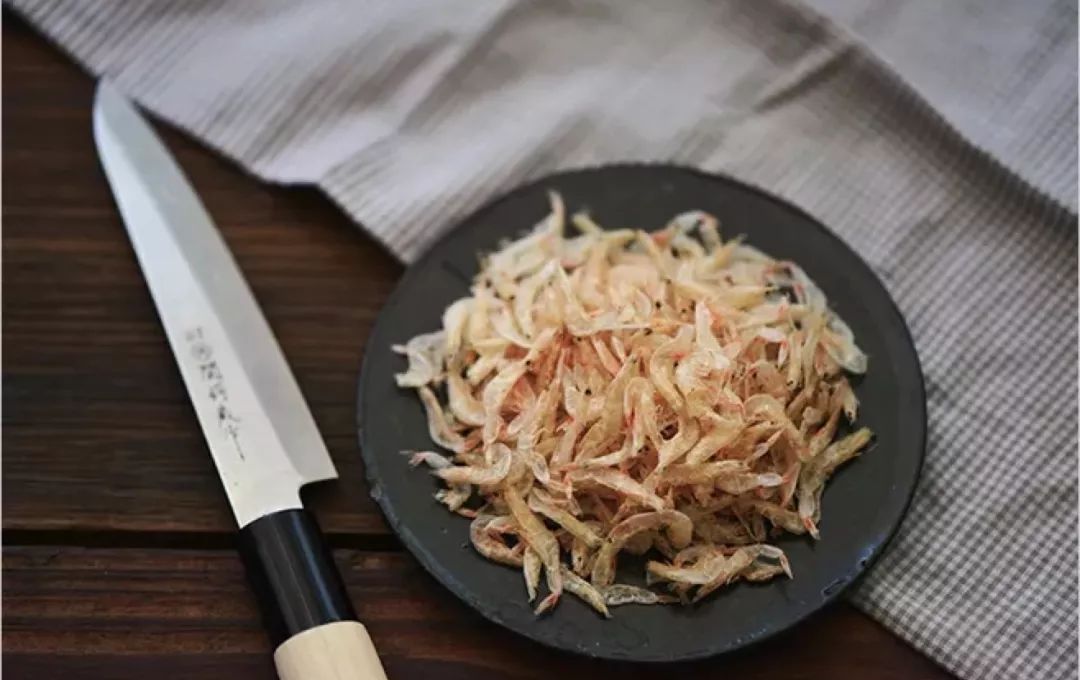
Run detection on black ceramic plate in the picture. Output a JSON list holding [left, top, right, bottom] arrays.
[[357, 165, 925, 662]]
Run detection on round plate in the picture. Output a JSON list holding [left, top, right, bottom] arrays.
[[357, 164, 925, 662]]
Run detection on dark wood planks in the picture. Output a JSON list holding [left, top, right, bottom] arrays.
[[3, 547, 952, 680]]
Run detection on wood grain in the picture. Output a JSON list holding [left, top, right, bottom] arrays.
[[274, 622, 388, 680], [3, 547, 950, 680], [2, 12, 952, 680]]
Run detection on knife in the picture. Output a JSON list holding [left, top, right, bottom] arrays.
[[93, 81, 388, 680]]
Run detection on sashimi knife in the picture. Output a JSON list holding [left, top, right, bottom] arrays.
[[93, 81, 388, 680]]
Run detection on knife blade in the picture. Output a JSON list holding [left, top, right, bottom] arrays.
[[93, 81, 387, 680]]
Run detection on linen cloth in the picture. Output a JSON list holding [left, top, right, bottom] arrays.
[[9, 1, 1077, 678]]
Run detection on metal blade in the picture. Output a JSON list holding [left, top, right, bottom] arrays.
[[92, 81, 337, 528]]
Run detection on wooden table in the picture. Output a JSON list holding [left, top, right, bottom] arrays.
[[2, 15, 953, 680]]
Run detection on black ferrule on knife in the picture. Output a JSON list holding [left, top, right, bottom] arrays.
[[238, 508, 357, 647]]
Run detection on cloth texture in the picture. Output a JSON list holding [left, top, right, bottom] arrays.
[[9, 1, 1078, 678]]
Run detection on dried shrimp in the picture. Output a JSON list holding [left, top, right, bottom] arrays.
[[397, 195, 873, 615]]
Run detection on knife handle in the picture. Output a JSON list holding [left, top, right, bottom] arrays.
[[238, 508, 388, 680]]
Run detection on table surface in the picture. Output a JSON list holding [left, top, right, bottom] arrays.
[[2, 14, 954, 680]]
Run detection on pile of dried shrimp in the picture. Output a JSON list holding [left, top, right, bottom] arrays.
[[395, 194, 873, 617]]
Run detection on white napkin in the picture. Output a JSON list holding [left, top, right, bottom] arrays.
[[10, 1, 1077, 678]]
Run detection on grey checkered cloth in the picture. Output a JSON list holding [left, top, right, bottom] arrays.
[[10, 1, 1077, 678]]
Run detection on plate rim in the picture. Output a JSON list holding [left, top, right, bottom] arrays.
[[356, 162, 927, 662]]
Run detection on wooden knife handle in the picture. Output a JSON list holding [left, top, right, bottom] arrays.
[[274, 620, 387, 680], [238, 509, 388, 680]]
